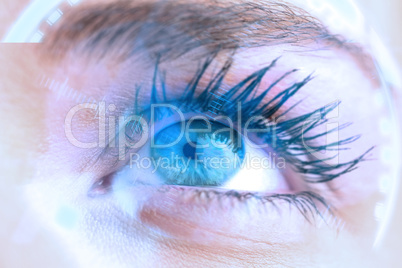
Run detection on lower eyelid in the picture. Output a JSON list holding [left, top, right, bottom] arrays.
[[108, 183, 335, 244]]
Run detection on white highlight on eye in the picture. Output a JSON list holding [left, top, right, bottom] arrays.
[[46, 9, 63, 26], [224, 164, 280, 192], [223, 143, 287, 192]]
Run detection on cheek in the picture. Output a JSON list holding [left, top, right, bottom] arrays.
[[22, 174, 375, 268], [0, 45, 49, 181]]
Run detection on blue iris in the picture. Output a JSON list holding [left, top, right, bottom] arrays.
[[151, 120, 245, 186]]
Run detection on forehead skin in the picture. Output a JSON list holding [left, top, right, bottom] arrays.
[[0, 0, 400, 267]]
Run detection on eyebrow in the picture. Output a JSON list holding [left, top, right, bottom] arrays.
[[42, 0, 379, 88], [43, 1, 355, 61]]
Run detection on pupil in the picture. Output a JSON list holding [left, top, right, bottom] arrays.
[[183, 142, 197, 159]]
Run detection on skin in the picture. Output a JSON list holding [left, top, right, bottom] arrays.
[[0, 0, 401, 267]]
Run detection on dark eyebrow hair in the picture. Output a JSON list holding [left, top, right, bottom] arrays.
[[43, 0, 355, 62]]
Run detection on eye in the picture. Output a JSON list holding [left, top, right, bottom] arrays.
[[124, 118, 289, 193], [152, 119, 246, 187], [84, 54, 374, 241]]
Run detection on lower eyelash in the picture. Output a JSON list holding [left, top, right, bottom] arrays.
[[157, 185, 331, 224], [89, 174, 344, 231]]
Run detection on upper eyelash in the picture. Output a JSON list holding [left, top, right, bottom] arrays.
[[143, 51, 374, 184]]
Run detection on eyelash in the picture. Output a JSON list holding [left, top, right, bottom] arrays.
[[140, 53, 373, 182], [157, 185, 330, 223], [95, 51, 373, 222]]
